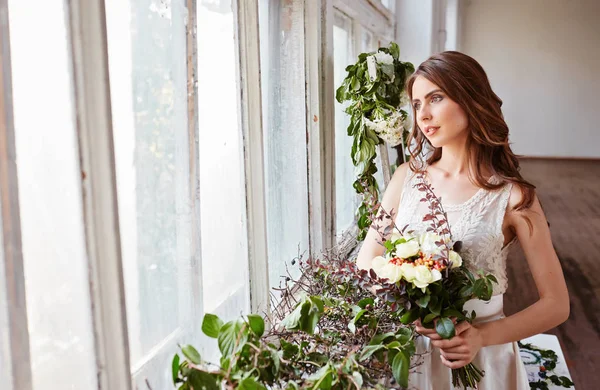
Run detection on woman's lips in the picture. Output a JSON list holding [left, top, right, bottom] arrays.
[[426, 126, 439, 136]]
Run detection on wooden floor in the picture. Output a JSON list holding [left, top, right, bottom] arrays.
[[504, 158, 600, 389]]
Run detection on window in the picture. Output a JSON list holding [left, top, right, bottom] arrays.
[[197, 0, 251, 360], [105, 0, 198, 388], [8, 0, 98, 388], [259, 0, 309, 291], [333, 10, 359, 239]]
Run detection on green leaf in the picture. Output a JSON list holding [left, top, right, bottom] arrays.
[[247, 314, 265, 337], [286, 381, 300, 390], [416, 294, 431, 308], [435, 317, 456, 339], [238, 377, 267, 390], [388, 42, 400, 60], [391, 349, 409, 388], [351, 371, 363, 389], [187, 370, 219, 390], [429, 299, 442, 316], [335, 85, 347, 103], [218, 319, 247, 357], [201, 313, 223, 338], [400, 308, 420, 324], [368, 332, 395, 345], [307, 364, 333, 388], [487, 274, 498, 284], [352, 77, 361, 91], [181, 345, 201, 365], [281, 299, 306, 330], [423, 313, 438, 324], [442, 308, 465, 320], [353, 309, 367, 324], [280, 339, 299, 360], [171, 354, 180, 385], [357, 297, 374, 309], [270, 348, 281, 375], [359, 345, 385, 361]]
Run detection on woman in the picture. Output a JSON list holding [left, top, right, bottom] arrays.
[[356, 51, 570, 389]]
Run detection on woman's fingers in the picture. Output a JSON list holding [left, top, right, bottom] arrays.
[[440, 354, 469, 369], [439, 349, 469, 361], [455, 321, 471, 335]]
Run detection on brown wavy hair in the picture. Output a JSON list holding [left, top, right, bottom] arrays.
[[405, 51, 537, 227]]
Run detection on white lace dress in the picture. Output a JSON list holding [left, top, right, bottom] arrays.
[[395, 168, 530, 390]]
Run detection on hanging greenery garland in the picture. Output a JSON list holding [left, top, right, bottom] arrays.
[[335, 42, 414, 241]]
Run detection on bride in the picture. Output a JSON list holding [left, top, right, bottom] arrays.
[[356, 51, 570, 389]]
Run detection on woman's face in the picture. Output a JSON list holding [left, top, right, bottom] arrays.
[[411, 76, 469, 148]]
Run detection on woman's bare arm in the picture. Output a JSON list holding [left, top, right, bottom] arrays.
[[356, 162, 410, 270], [476, 188, 570, 346]]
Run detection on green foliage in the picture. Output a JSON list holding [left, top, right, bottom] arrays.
[[170, 254, 417, 389], [335, 42, 414, 241]]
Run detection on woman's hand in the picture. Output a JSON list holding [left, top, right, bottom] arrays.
[[430, 323, 484, 369]]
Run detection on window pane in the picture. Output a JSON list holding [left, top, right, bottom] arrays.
[[333, 11, 359, 239], [8, 1, 98, 389], [106, 0, 195, 388], [259, 0, 309, 291], [197, 0, 250, 361]]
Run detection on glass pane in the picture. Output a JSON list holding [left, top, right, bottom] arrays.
[[8, 0, 98, 389], [333, 11, 359, 239], [197, 0, 250, 360], [259, 0, 309, 292], [106, 0, 195, 388]]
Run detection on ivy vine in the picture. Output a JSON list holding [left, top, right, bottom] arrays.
[[335, 42, 414, 241]]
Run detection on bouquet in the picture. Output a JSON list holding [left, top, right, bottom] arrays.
[[369, 172, 497, 389]]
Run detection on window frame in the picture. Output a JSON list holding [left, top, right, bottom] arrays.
[[0, 1, 33, 388]]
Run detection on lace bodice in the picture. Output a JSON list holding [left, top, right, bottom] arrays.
[[395, 169, 516, 295]]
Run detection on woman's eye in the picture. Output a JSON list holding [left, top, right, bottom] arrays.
[[431, 95, 443, 103], [413, 102, 421, 110]]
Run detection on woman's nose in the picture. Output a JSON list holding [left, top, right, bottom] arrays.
[[418, 106, 431, 122]]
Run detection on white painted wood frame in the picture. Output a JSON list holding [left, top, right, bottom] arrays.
[[0, 2, 32, 389], [306, 0, 336, 255], [67, 0, 132, 388], [235, 0, 271, 315]]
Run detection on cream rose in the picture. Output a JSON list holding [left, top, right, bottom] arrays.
[[371, 256, 387, 275], [449, 250, 463, 268], [389, 231, 403, 243], [395, 240, 420, 259], [399, 262, 416, 282], [380, 263, 403, 283], [413, 265, 443, 290]]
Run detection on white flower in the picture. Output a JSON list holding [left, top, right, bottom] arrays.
[[449, 250, 463, 268], [380, 263, 403, 283], [399, 263, 416, 282], [389, 231, 403, 243], [366, 55, 378, 81], [371, 256, 387, 275], [364, 110, 406, 147], [413, 265, 442, 290], [374, 52, 394, 66], [395, 240, 420, 259], [419, 232, 443, 255]]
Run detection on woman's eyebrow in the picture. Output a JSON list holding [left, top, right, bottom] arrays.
[[412, 89, 443, 102]]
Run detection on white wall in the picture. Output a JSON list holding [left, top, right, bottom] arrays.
[[459, 0, 600, 158], [396, 0, 434, 65]]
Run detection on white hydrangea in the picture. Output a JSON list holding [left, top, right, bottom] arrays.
[[364, 110, 410, 147], [374, 52, 394, 66]]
